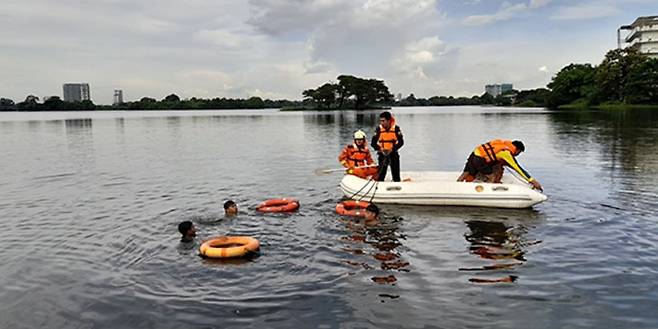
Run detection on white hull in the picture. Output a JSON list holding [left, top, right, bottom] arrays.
[[339, 171, 547, 209]]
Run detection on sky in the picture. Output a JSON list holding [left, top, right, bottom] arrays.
[[1, 0, 656, 104]]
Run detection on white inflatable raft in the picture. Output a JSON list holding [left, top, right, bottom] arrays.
[[339, 171, 547, 209]]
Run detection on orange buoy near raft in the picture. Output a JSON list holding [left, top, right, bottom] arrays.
[[256, 198, 300, 213], [336, 200, 370, 217], [199, 236, 260, 258]]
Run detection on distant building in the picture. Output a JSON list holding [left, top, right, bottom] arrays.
[[113, 89, 124, 105], [501, 83, 513, 93], [63, 83, 91, 102], [396, 93, 402, 102], [485, 83, 513, 97], [618, 16, 658, 58], [485, 84, 500, 96]]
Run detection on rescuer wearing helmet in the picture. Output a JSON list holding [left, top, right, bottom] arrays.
[[338, 130, 378, 179]]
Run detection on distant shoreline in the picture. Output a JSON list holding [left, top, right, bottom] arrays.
[[3, 104, 657, 113]]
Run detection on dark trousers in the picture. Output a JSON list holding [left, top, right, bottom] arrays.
[[377, 152, 400, 182]]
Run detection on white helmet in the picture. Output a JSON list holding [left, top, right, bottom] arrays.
[[353, 130, 367, 140]]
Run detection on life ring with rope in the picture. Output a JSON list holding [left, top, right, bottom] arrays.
[[335, 200, 370, 217], [256, 198, 300, 213]]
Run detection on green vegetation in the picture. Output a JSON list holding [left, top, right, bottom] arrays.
[[547, 48, 658, 108], [3, 48, 656, 112], [302, 75, 393, 110], [302, 75, 552, 109], [0, 94, 301, 111], [392, 88, 549, 108]]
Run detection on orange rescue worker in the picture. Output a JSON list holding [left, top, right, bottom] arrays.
[[456, 139, 543, 191], [371, 111, 404, 182], [338, 130, 379, 179]]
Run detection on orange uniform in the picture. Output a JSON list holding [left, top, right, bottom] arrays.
[[338, 143, 378, 179], [465, 139, 534, 183]]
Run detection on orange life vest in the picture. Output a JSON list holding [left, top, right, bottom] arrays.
[[345, 143, 370, 167], [474, 139, 518, 163], [377, 124, 398, 152]]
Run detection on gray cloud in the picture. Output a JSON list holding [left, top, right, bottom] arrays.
[[248, 0, 452, 95], [0, 0, 638, 104], [463, 0, 551, 26], [550, 3, 621, 20]]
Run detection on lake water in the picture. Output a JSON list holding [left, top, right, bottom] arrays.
[[0, 107, 657, 328]]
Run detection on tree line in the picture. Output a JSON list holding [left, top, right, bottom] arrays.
[[0, 94, 301, 111], [302, 75, 393, 109], [547, 47, 658, 107], [302, 48, 657, 109], [2, 47, 656, 112], [301, 75, 549, 108], [393, 88, 550, 108]]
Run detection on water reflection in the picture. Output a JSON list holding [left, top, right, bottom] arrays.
[[2, 108, 658, 328], [340, 215, 409, 286], [548, 109, 658, 173], [354, 112, 379, 127], [65, 119, 94, 166], [460, 220, 541, 284], [547, 109, 658, 214]]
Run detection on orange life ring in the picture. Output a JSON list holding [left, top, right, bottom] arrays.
[[336, 200, 370, 217], [199, 236, 260, 258], [256, 198, 300, 213]]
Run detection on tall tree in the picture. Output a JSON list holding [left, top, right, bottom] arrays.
[[0, 98, 15, 109], [244, 96, 265, 108], [43, 96, 64, 110], [624, 58, 658, 104], [547, 64, 596, 107], [163, 94, 181, 102], [17, 95, 40, 110], [336, 75, 358, 109], [595, 48, 648, 103], [335, 75, 392, 109]]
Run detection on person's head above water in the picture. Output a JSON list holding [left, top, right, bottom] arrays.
[[178, 220, 196, 242], [223, 200, 238, 215], [364, 203, 380, 222]]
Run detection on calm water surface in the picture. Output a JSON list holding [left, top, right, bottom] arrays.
[[0, 107, 657, 328]]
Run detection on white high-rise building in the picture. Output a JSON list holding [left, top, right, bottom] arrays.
[[113, 90, 124, 105], [63, 83, 91, 102], [618, 16, 658, 58], [485, 83, 513, 97]]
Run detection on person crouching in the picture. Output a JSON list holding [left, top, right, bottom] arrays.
[[338, 130, 379, 179]]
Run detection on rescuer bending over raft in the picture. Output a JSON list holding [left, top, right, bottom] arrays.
[[456, 139, 543, 191]]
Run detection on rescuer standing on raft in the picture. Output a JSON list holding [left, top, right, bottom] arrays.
[[371, 111, 404, 182]]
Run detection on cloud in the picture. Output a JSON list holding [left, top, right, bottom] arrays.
[[551, 3, 621, 20], [194, 29, 264, 49], [463, 3, 527, 26], [0, 0, 649, 104], [463, 0, 550, 26], [392, 36, 458, 79], [248, 0, 443, 83], [304, 61, 335, 74], [249, 0, 440, 35], [529, 0, 552, 9], [247, 0, 352, 36]]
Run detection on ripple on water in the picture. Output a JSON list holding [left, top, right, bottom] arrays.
[[3, 109, 658, 328]]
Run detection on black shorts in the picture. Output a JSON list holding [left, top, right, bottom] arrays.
[[463, 152, 494, 175]]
